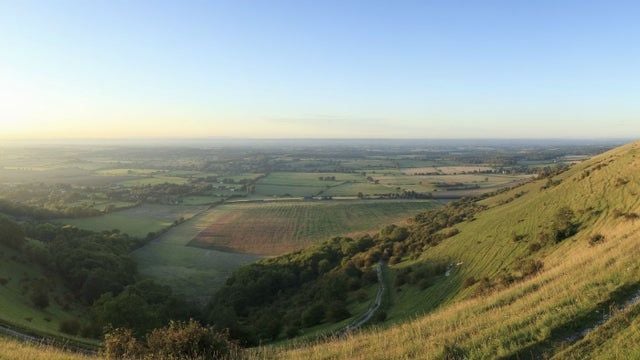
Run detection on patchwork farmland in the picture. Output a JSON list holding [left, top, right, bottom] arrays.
[[189, 200, 437, 255]]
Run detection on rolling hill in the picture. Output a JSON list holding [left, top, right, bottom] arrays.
[[254, 141, 640, 358], [3, 140, 640, 359]]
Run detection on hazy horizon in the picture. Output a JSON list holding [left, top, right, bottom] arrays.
[[2, 1, 640, 139]]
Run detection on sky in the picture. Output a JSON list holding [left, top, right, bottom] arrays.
[[1, 0, 639, 140]]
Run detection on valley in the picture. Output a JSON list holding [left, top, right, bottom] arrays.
[[0, 140, 633, 359]]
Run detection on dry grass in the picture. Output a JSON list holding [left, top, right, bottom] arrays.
[[0, 337, 92, 360]]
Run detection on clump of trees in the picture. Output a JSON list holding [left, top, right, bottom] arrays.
[[0, 215, 26, 249], [11, 220, 196, 339], [92, 280, 197, 337]]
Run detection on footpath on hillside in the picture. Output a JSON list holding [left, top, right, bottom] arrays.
[[341, 261, 387, 335]]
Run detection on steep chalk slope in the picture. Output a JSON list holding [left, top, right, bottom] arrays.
[[264, 141, 640, 359]]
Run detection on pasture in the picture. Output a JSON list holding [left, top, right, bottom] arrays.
[[132, 209, 259, 301], [189, 200, 437, 255], [58, 204, 207, 238]]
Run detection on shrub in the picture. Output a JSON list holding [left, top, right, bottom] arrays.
[[528, 242, 542, 254], [325, 301, 351, 322], [615, 177, 629, 186], [302, 304, 325, 327], [284, 326, 299, 338], [551, 206, 579, 242], [511, 233, 526, 242], [0, 277, 9, 286], [473, 277, 494, 296], [418, 278, 433, 290], [104, 320, 240, 360], [30, 288, 49, 309], [80, 322, 103, 339], [355, 289, 368, 303], [518, 259, 544, 277], [59, 319, 81, 335], [589, 233, 605, 246], [463, 277, 477, 288], [103, 328, 144, 359], [146, 320, 240, 359], [372, 310, 387, 323], [395, 272, 407, 287]]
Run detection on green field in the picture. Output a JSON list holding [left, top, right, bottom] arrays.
[[117, 176, 190, 187], [133, 199, 436, 299], [255, 172, 365, 197], [190, 200, 437, 255], [132, 210, 259, 301], [58, 204, 207, 238], [252, 170, 529, 198]]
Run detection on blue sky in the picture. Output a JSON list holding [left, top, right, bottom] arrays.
[[0, 0, 639, 139]]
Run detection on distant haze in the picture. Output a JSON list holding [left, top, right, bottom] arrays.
[[1, 1, 640, 139]]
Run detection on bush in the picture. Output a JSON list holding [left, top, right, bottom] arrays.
[[511, 233, 526, 242], [103, 328, 144, 359], [0, 277, 9, 286], [302, 304, 325, 327], [473, 277, 494, 296], [284, 326, 299, 338], [326, 301, 351, 322], [518, 259, 544, 277], [528, 242, 542, 254], [104, 320, 240, 360], [372, 310, 387, 323], [30, 288, 49, 309], [146, 320, 240, 359], [59, 319, 81, 335], [463, 277, 477, 288], [395, 272, 407, 287], [80, 322, 103, 339], [418, 278, 433, 290], [589, 233, 605, 246], [551, 207, 578, 242], [355, 289, 368, 303]]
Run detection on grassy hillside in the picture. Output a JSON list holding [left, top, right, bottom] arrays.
[[256, 141, 640, 359], [4, 142, 640, 359], [0, 243, 88, 343]]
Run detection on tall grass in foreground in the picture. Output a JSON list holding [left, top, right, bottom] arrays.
[[0, 337, 90, 360]]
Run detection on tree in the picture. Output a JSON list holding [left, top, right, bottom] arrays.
[[30, 288, 49, 309], [0, 216, 25, 249], [302, 304, 324, 327], [317, 259, 332, 274], [552, 206, 578, 242], [325, 301, 350, 322], [59, 319, 81, 336]]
